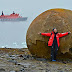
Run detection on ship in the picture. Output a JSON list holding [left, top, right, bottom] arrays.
[[0, 12, 28, 21]]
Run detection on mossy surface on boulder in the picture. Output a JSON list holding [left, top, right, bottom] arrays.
[[26, 8, 72, 59]]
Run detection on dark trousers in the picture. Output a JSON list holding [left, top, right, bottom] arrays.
[[51, 43, 58, 60]]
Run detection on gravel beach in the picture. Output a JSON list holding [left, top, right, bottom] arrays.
[[0, 48, 72, 72]]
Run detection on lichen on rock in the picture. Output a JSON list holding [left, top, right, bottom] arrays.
[[26, 8, 72, 60]]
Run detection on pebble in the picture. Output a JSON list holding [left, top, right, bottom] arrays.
[[69, 68, 72, 70], [20, 69, 25, 72], [65, 65, 67, 67], [58, 67, 62, 70], [23, 57, 27, 60], [17, 63, 31, 68], [0, 68, 5, 72], [60, 71, 64, 72], [10, 71, 16, 72], [19, 55, 23, 57], [8, 60, 17, 65], [9, 55, 16, 57], [65, 69, 69, 71], [36, 58, 47, 61], [62, 61, 67, 64], [45, 69, 50, 72]]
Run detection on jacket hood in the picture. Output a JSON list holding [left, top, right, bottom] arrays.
[[51, 31, 58, 34]]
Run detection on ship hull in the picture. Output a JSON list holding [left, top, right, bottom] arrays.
[[0, 17, 28, 22]]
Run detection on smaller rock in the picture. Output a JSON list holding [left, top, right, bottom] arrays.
[[17, 63, 31, 68], [23, 55, 28, 60], [60, 71, 64, 72], [20, 69, 25, 72], [0, 68, 5, 72], [26, 55, 34, 60], [8, 60, 17, 65], [45, 69, 50, 72], [40, 61, 43, 64], [23, 58, 27, 60], [9, 55, 16, 57], [18, 49, 25, 52], [62, 61, 67, 64], [9, 55, 17, 60], [39, 68, 44, 70], [1, 56, 5, 58], [65, 65, 67, 67], [65, 69, 69, 71], [58, 67, 62, 70], [36, 58, 47, 61], [69, 68, 72, 70], [48, 71, 51, 72], [19, 55, 23, 57]]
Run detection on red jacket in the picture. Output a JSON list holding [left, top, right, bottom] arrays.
[[41, 31, 69, 47]]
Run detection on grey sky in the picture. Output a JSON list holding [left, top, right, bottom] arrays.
[[0, 0, 72, 48]]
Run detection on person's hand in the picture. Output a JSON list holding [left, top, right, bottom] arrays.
[[68, 32, 71, 34], [38, 32, 41, 35]]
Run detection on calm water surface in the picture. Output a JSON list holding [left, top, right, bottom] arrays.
[[0, 18, 31, 48]]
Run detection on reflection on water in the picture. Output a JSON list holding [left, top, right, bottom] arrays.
[[0, 19, 30, 48]]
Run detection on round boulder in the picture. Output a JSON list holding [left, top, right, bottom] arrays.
[[26, 8, 72, 60]]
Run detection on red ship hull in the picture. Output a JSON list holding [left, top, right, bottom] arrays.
[[0, 14, 27, 21]]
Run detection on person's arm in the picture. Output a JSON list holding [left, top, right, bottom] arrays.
[[59, 32, 71, 38], [38, 32, 51, 36]]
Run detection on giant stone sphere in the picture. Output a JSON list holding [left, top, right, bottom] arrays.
[[26, 9, 72, 59]]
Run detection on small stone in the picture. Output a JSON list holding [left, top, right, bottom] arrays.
[[1, 56, 5, 58], [10, 71, 16, 72], [58, 67, 62, 70], [23, 58, 27, 60], [20, 69, 24, 71], [19, 55, 23, 57], [17, 63, 31, 68], [69, 68, 72, 70], [39, 68, 44, 70], [60, 71, 64, 72], [65, 69, 68, 71], [62, 61, 67, 64], [65, 65, 67, 67], [45, 69, 50, 72], [8, 60, 17, 65], [9, 55, 16, 57], [36, 58, 47, 61], [0, 68, 5, 72], [40, 61, 42, 63]]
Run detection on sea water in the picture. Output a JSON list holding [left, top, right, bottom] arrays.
[[0, 18, 31, 48]]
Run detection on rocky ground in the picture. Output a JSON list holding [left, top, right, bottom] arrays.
[[0, 48, 72, 72]]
